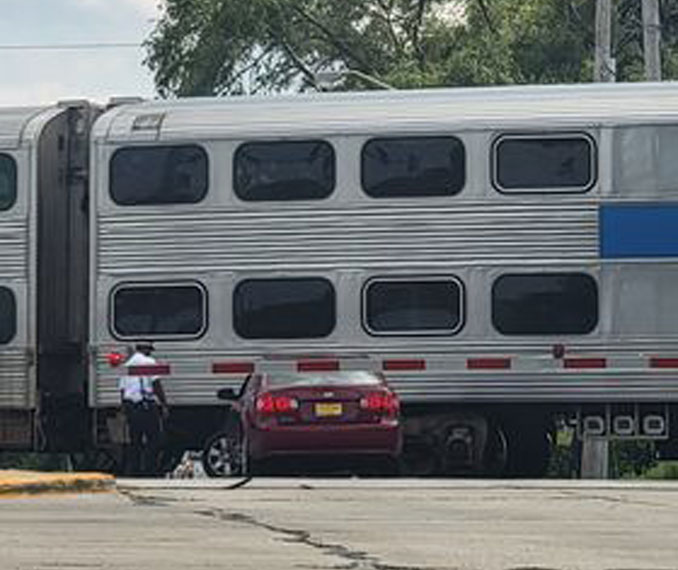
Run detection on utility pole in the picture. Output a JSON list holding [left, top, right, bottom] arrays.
[[594, 0, 615, 82], [643, 0, 662, 81]]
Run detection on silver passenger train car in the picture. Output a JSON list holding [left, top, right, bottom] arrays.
[[0, 103, 94, 451], [3, 83, 678, 474]]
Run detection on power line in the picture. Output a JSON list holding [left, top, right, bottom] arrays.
[[0, 42, 143, 51]]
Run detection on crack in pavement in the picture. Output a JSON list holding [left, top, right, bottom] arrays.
[[119, 488, 446, 570], [193, 506, 446, 570], [119, 489, 669, 570], [552, 490, 674, 509]]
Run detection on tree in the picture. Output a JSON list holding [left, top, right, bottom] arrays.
[[145, 0, 465, 96], [144, 0, 678, 97], [441, 0, 594, 86]]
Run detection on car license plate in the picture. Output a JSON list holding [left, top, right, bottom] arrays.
[[315, 402, 343, 417]]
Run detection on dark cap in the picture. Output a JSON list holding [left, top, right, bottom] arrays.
[[135, 340, 155, 352]]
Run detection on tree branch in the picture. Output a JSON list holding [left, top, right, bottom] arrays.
[[374, 0, 403, 55], [219, 44, 274, 95], [278, 39, 319, 88], [476, 0, 497, 35], [412, 0, 428, 69], [290, 4, 373, 71]]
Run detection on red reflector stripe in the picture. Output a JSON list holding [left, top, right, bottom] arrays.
[[297, 359, 340, 372], [212, 362, 255, 374], [467, 358, 511, 370], [650, 357, 678, 369], [563, 358, 607, 369], [127, 365, 170, 375], [382, 359, 426, 371]]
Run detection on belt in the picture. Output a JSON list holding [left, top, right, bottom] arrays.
[[124, 400, 156, 407]]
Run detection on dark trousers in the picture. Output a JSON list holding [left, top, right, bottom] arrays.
[[123, 401, 162, 476]]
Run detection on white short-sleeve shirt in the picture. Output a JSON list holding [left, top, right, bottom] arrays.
[[118, 352, 159, 403]]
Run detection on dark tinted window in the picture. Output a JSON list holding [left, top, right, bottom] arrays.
[[0, 286, 16, 344], [234, 141, 335, 201], [494, 135, 594, 191], [0, 154, 17, 211], [234, 278, 335, 338], [110, 145, 208, 205], [364, 279, 463, 334], [492, 273, 598, 335], [112, 284, 206, 337], [362, 136, 465, 198]]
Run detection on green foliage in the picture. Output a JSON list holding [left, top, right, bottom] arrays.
[[145, 0, 678, 96], [641, 461, 678, 479], [610, 441, 657, 478], [146, 0, 460, 96], [546, 433, 669, 479]]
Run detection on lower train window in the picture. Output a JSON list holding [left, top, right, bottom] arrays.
[[234, 278, 335, 339], [361, 136, 465, 198], [0, 286, 16, 344], [110, 145, 208, 205], [0, 154, 17, 211], [234, 140, 335, 201], [112, 283, 207, 338], [363, 278, 463, 335], [492, 273, 598, 335]]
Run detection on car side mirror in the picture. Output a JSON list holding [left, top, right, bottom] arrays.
[[216, 387, 237, 401]]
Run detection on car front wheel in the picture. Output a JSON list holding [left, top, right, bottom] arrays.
[[201, 431, 242, 477]]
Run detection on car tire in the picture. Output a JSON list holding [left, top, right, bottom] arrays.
[[202, 431, 242, 477]]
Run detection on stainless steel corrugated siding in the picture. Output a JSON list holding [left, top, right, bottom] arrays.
[[93, 200, 615, 406], [0, 350, 31, 408], [98, 203, 598, 273], [95, 82, 678, 142], [93, 344, 678, 406], [0, 107, 45, 147], [0, 220, 28, 279], [0, 217, 29, 409]]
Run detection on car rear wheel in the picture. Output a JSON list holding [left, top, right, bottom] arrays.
[[202, 431, 242, 477]]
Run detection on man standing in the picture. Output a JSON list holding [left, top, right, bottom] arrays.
[[119, 341, 168, 476]]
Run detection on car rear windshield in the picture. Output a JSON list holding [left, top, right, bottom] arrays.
[[265, 371, 381, 387]]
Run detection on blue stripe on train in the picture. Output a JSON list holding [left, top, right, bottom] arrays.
[[600, 203, 678, 258]]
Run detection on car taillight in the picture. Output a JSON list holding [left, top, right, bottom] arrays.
[[255, 393, 299, 414], [360, 391, 399, 415]]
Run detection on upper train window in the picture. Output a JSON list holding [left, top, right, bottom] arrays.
[[0, 154, 17, 211], [0, 286, 16, 344], [492, 273, 598, 335], [110, 145, 208, 205], [112, 283, 207, 338], [363, 277, 464, 335], [234, 140, 335, 201], [234, 278, 335, 339], [493, 134, 595, 193], [362, 136, 465, 198]]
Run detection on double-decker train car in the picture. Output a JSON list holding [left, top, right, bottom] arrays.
[[0, 102, 95, 452], [3, 83, 678, 475]]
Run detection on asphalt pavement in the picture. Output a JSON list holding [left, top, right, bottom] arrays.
[[1, 478, 678, 570]]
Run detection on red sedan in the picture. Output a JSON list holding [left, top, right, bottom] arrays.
[[208, 371, 401, 476]]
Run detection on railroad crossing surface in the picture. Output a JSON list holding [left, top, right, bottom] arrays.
[[1, 478, 678, 570]]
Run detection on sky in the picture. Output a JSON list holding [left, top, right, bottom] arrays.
[[0, 0, 160, 106]]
